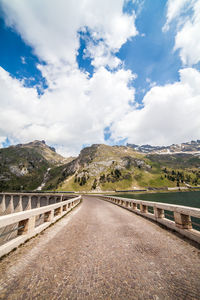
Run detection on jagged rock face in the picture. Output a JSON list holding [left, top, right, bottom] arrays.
[[50, 142, 200, 192], [16, 140, 66, 165], [50, 144, 154, 191], [122, 156, 151, 170], [78, 144, 100, 165], [62, 158, 80, 177], [61, 144, 109, 177], [9, 165, 29, 176]]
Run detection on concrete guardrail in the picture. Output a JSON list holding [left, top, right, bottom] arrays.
[[99, 195, 200, 244], [0, 195, 81, 258], [0, 192, 76, 215]]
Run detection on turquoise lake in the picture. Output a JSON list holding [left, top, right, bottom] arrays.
[[115, 191, 200, 208]]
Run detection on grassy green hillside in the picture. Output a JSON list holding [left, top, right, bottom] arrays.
[[1, 142, 199, 192], [0, 140, 68, 192], [43, 144, 200, 192]]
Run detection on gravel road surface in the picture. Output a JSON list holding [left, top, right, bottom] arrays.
[[0, 196, 200, 300]]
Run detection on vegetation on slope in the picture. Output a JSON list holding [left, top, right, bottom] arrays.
[[0, 140, 68, 192], [1, 141, 200, 192], [44, 144, 200, 192]]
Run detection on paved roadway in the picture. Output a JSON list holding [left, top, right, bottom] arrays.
[[0, 196, 200, 300]]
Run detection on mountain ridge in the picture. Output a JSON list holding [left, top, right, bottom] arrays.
[[0, 140, 200, 192], [0, 140, 73, 191], [127, 140, 200, 154], [45, 142, 200, 192]]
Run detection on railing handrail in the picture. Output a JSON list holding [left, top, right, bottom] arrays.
[[0, 192, 76, 196], [103, 196, 200, 217], [0, 196, 81, 228], [0, 195, 81, 258]]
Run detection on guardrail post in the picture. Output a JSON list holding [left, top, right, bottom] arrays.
[[46, 196, 50, 205], [54, 206, 62, 216], [36, 197, 40, 208], [25, 195, 31, 210], [154, 207, 164, 219], [44, 210, 54, 222], [174, 212, 192, 229], [63, 204, 67, 211], [6, 195, 14, 214], [140, 204, 148, 213], [17, 195, 23, 212], [0, 194, 6, 215], [18, 216, 36, 235], [132, 203, 137, 210]]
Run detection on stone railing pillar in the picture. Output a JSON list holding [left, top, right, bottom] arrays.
[[174, 212, 192, 229], [15, 195, 23, 212], [7, 195, 14, 214], [132, 203, 137, 210], [54, 206, 62, 216], [44, 210, 54, 222], [46, 196, 50, 206], [36, 197, 40, 208], [154, 207, 164, 219], [63, 204, 67, 211], [140, 204, 148, 213], [26, 195, 32, 210], [18, 216, 36, 235], [0, 194, 6, 215]]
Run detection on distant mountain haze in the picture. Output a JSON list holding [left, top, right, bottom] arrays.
[[127, 140, 200, 154]]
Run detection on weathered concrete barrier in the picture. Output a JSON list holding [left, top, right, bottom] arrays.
[[99, 195, 200, 244], [0, 195, 81, 258], [0, 192, 76, 215]]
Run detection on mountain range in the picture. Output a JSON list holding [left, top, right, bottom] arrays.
[[0, 140, 200, 192], [127, 140, 200, 154]]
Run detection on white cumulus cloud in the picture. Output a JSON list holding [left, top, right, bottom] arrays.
[[111, 68, 200, 146], [0, 65, 135, 156], [175, 0, 200, 65], [163, 0, 192, 31], [0, 0, 138, 155], [164, 0, 200, 66], [1, 0, 137, 68]]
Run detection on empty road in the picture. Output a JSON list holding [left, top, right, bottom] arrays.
[[0, 196, 200, 300]]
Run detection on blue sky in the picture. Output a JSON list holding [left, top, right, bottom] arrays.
[[121, 0, 182, 103], [77, 0, 182, 104], [0, 0, 181, 99], [0, 0, 200, 155], [0, 16, 47, 94]]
